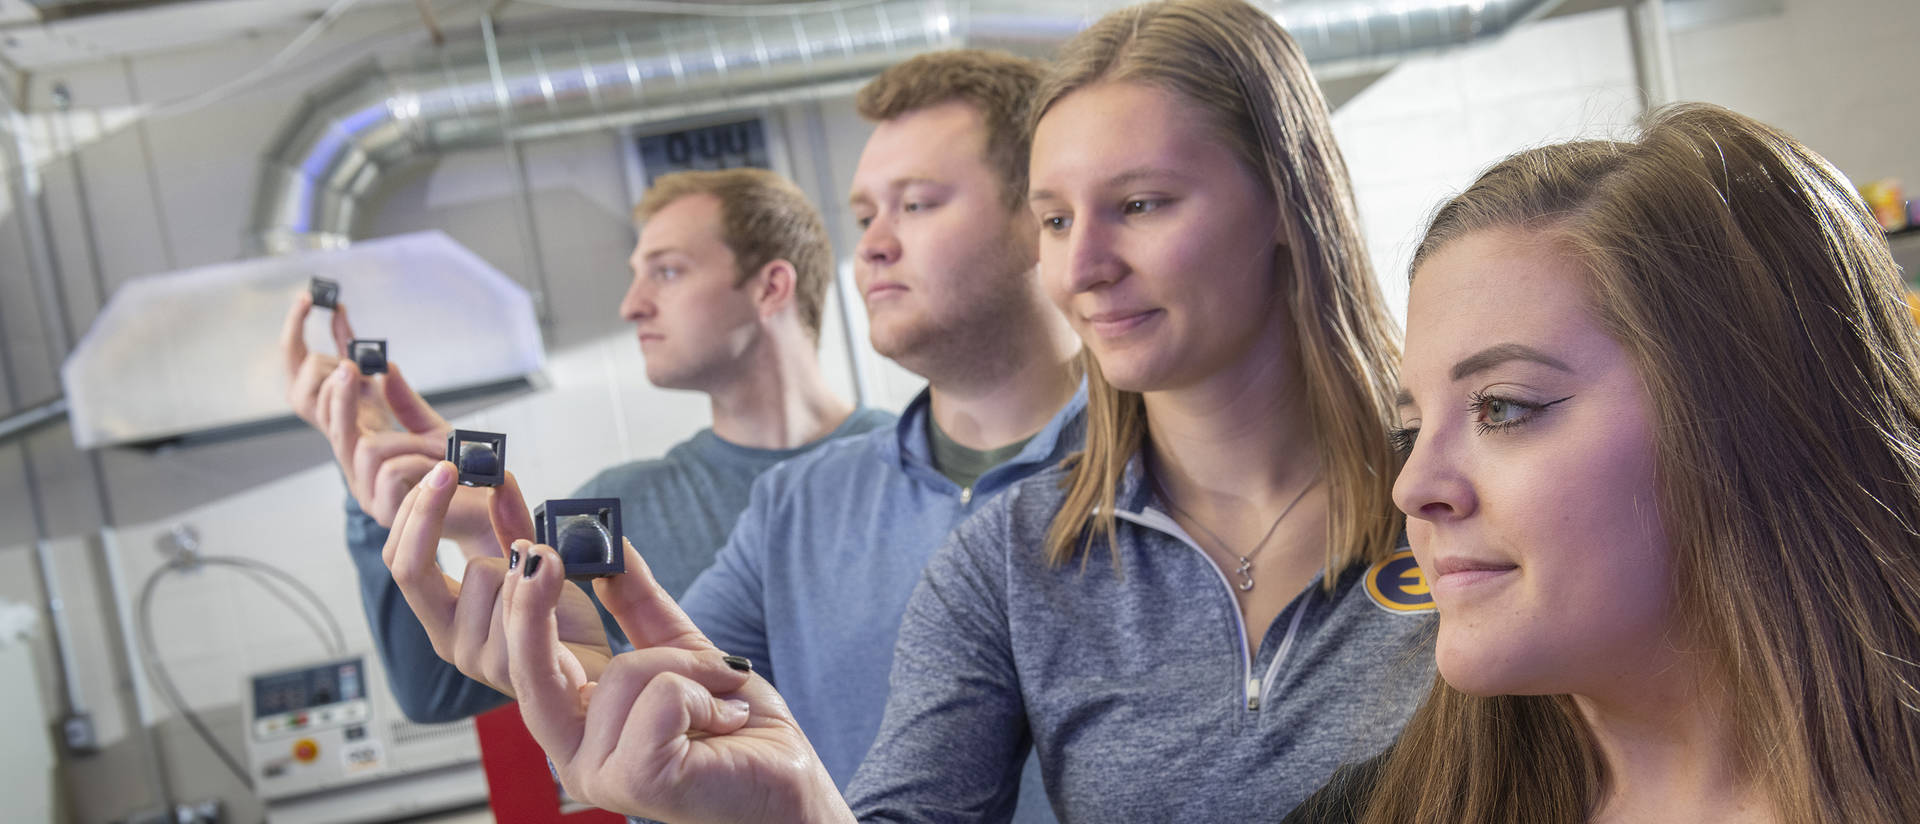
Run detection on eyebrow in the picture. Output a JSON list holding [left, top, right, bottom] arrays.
[[1451, 343, 1572, 380], [1394, 343, 1574, 406], [849, 177, 948, 208], [1029, 166, 1188, 203]]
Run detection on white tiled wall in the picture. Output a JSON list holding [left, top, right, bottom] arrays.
[[1669, 0, 1920, 199], [1333, 7, 1643, 325]]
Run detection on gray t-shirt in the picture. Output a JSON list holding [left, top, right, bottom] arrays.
[[927, 416, 1035, 491]]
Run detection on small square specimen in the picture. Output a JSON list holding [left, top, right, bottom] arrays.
[[534, 499, 624, 578], [445, 429, 507, 487], [349, 339, 387, 375], [310, 277, 339, 309]]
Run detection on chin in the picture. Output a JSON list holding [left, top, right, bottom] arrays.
[[1091, 356, 1172, 394], [643, 363, 696, 391], [1435, 639, 1556, 699], [868, 322, 937, 365]]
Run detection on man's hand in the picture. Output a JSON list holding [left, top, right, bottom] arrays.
[[383, 461, 613, 696], [504, 531, 854, 824], [280, 292, 358, 428], [281, 293, 497, 551]]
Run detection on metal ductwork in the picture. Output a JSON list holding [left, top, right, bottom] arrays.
[[248, 0, 1561, 255]]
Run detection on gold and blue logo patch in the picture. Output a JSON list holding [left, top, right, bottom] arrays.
[[1365, 548, 1434, 614]]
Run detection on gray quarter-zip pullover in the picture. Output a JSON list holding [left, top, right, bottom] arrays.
[[846, 456, 1437, 823]]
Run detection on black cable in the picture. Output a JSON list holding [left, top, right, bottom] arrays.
[[137, 555, 353, 792], [137, 567, 255, 790], [225, 561, 349, 657]]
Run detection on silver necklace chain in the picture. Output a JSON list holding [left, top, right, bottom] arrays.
[[1152, 472, 1318, 593]]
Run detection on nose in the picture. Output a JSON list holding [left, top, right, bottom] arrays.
[[1063, 216, 1124, 294], [1391, 425, 1477, 525], [620, 274, 656, 323], [857, 213, 901, 267]]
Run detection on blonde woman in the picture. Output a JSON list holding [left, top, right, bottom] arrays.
[[844, 0, 1435, 818], [1285, 104, 1920, 824], [493, 1, 1434, 821]]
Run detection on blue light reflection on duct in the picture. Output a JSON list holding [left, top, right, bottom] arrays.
[[291, 103, 393, 234]]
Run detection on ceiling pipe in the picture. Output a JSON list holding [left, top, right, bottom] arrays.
[[248, 0, 1562, 254]]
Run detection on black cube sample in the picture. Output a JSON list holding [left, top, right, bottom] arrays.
[[310, 277, 340, 309], [534, 499, 624, 578], [349, 339, 387, 375], [445, 430, 506, 487]]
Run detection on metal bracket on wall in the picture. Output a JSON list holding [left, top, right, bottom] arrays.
[[0, 395, 68, 446]]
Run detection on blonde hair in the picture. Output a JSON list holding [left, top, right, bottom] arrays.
[[635, 168, 832, 340], [1036, 0, 1404, 577], [855, 50, 1049, 210], [1360, 103, 1920, 824]]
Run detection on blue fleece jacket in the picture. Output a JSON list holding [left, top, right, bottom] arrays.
[[342, 409, 893, 724], [677, 386, 1085, 824], [844, 457, 1438, 822]]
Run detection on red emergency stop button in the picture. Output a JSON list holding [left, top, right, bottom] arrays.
[[292, 739, 319, 763]]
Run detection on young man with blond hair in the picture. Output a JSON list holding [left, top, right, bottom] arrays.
[[284, 167, 890, 722]]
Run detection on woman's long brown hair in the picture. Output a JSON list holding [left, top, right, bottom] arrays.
[[1361, 103, 1920, 824]]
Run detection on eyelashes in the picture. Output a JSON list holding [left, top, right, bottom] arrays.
[[1387, 426, 1417, 455], [1388, 392, 1576, 455]]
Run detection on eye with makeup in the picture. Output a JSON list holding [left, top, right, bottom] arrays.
[[1467, 390, 1574, 435], [1386, 391, 1575, 454]]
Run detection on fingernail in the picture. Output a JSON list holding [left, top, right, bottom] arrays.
[[721, 698, 751, 719], [425, 462, 452, 488], [523, 553, 542, 579], [723, 655, 753, 673], [508, 549, 520, 570]]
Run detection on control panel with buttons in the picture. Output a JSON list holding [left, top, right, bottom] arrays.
[[242, 657, 387, 801]]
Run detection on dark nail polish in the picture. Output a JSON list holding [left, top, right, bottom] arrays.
[[723, 655, 752, 673], [523, 554, 542, 579], [508, 549, 519, 570]]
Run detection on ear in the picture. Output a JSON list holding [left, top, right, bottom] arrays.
[[750, 258, 797, 323]]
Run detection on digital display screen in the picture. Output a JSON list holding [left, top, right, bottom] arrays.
[[633, 119, 771, 189], [253, 659, 363, 717]]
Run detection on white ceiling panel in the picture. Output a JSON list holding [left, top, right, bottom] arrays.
[[0, 0, 424, 70]]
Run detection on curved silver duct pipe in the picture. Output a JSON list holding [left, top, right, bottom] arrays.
[[248, 0, 1559, 254]]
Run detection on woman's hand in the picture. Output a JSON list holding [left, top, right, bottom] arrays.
[[504, 537, 856, 824]]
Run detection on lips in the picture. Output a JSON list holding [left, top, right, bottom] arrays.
[[1084, 308, 1160, 337], [1428, 555, 1518, 593], [864, 281, 907, 300], [1432, 556, 1517, 577]]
